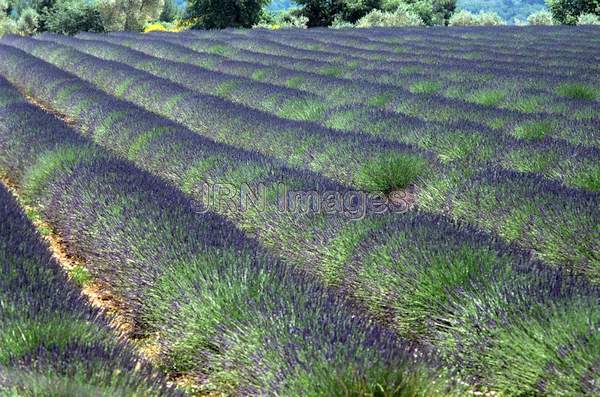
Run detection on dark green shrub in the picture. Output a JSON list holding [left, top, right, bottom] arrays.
[[547, 0, 600, 24], [44, 0, 105, 35], [188, 0, 269, 28], [355, 153, 428, 192]]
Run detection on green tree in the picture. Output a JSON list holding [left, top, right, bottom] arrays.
[[9, 0, 55, 30], [339, 0, 381, 22], [97, 0, 164, 31], [448, 9, 505, 24], [16, 5, 38, 33], [10, 0, 54, 15], [160, 0, 178, 21], [382, 0, 456, 25], [296, 0, 381, 26], [546, 0, 600, 24], [188, 0, 268, 28], [294, 0, 336, 26], [1, 1, 42, 35], [0, 0, 18, 35], [356, 6, 424, 26], [44, 0, 104, 34], [527, 8, 554, 24], [577, 11, 600, 23]]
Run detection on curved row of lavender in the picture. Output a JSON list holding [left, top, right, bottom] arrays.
[[77, 30, 599, 149], [1, 34, 597, 278], [0, 157, 178, 393], [0, 75, 450, 395], [1, 36, 439, 190], [145, 28, 599, 138], [188, 27, 600, 96], [0, 33, 598, 395], [35, 33, 600, 195]]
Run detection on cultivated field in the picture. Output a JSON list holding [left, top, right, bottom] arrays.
[[0, 26, 599, 395]]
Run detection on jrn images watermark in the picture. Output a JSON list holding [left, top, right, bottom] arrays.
[[191, 182, 414, 220]]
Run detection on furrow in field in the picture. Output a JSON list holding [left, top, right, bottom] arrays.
[[237, 30, 600, 98], [209, 35, 599, 121], [244, 28, 600, 71], [197, 31, 599, 77]]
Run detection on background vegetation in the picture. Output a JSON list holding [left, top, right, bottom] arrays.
[[1, 0, 599, 34], [457, 0, 545, 23]]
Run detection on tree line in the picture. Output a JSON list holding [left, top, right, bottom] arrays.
[[1, 0, 598, 37]]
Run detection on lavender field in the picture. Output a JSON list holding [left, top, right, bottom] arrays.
[[0, 26, 599, 396]]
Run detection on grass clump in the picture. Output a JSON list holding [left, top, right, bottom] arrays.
[[572, 165, 600, 191], [409, 80, 442, 95], [355, 153, 428, 193], [367, 93, 393, 107], [250, 69, 268, 81], [421, 131, 488, 163], [67, 265, 92, 287], [513, 120, 553, 140], [286, 76, 304, 89], [321, 66, 344, 77], [324, 108, 362, 131], [277, 99, 326, 121], [556, 83, 598, 100], [469, 89, 507, 106], [504, 148, 559, 175], [215, 80, 239, 97], [127, 127, 171, 161], [508, 95, 544, 113], [206, 45, 230, 56]]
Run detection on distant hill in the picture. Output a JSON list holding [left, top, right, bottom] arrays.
[[458, 0, 546, 22], [268, 0, 296, 11]]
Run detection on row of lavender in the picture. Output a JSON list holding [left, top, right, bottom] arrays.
[[2, 36, 597, 278], [0, 112, 178, 395], [37, 33, 600, 194], [193, 33, 598, 88], [0, 70, 449, 395], [63, 31, 598, 273], [213, 27, 600, 92], [237, 28, 600, 114], [293, 26, 600, 67], [201, 26, 600, 65], [2, 36, 440, 192], [0, 42, 599, 394], [151, 29, 600, 123], [75, 31, 600, 151], [236, 28, 600, 78]]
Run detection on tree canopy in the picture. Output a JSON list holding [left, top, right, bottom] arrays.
[[546, 0, 600, 24], [187, 0, 269, 28]]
